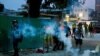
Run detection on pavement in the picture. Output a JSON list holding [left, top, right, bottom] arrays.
[[0, 33, 100, 56]]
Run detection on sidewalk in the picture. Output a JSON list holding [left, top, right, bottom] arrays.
[[83, 33, 100, 41]]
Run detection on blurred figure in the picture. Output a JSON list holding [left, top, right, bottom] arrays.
[[88, 22, 93, 37], [84, 23, 88, 37], [63, 22, 71, 37], [52, 35, 61, 51], [72, 23, 76, 38], [11, 20, 23, 56], [74, 23, 84, 50], [52, 23, 65, 51], [62, 22, 72, 52], [44, 34, 53, 52]]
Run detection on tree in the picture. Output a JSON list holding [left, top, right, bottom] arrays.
[[27, 0, 42, 18], [41, 0, 85, 9], [54, 0, 68, 9], [18, 4, 28, 17], [26, 0, 84, 18], [0, 3, 4, 12], [41, 0, 68, 9], [41, 0, 51, 9]]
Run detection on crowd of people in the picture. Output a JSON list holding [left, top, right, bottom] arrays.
[[11, 19, 95, 56], [72, 22, 95, 38], [45, 22, 95, 52], [44, 22, 84, 52]]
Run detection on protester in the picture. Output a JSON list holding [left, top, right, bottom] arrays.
[[11, 20, 23, 56], [84, 23, 88, 37], [74, 23, 84, 50], [52, 35, 61, 51], [88, 22, 93, 37], [44, 34, 53, 52], [72, 23, 76, 38]]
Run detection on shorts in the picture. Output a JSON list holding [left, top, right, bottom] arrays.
[[75, 39, 82, 46]]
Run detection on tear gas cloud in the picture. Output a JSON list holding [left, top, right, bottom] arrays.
[[14, 23, 37, 37], [21, 23, 36, 37], [11, 19, 58, 38], [40, 19, 58, 35]]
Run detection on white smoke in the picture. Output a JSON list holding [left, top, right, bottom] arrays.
[[45, 26, 55, 35], [81, 50, 91, 56], [58, 26, 73, 52], [20, 23, 36, 37], [41, 19, 57, 35], [57, 24, 82, 56], [57, 25, 91, 56]]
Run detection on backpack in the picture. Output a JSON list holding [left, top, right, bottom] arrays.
[[65, 27, 71, 37]]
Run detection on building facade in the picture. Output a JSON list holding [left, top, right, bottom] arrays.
[[95, 0, 100, 26], [96, 0, 100, 12], [71, 7, 93, 20]]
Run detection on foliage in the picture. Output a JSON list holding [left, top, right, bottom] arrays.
[[0, 3, 4, 12]]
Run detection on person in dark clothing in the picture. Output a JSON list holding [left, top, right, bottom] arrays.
[[88, 23, 93, 37], [52, 35, 64, 51], [52, 35, 59, 51], [74, 24, 84, 50], [89, 23, 93, 32], [11, 20, 23, 56], [72, 27, 76, 34], [72, 23, 76, 38], [65, 26, 71, 37], [84, 23, 88, 37]]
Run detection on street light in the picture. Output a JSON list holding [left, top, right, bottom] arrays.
[[65, 14, 70, 22], [86, 21, 90, 25], [66, 15, 69, 18], [79, 12, 83, 18]]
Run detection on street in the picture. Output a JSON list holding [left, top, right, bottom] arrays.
[[0, 0, 99, 56], [0, 33, 100, 56]]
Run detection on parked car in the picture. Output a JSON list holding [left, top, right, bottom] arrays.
[[94, 26, 100, 33]]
